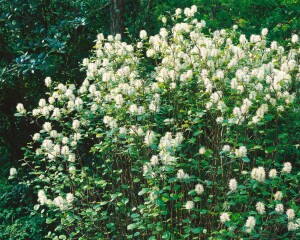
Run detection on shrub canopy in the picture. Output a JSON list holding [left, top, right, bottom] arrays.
[[18, 6, 300, 240]]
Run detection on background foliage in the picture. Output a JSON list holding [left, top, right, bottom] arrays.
[[0, 0, 299, 239]]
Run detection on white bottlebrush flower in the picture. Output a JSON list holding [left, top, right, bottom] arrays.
[[271, 41, 278, 50], [138, 106, 145, 115], [199, 147, 206, 155], [90, 104, 98, 112], [43, 122, 52, 132], [37, 190, 48, 205], [261, 28, 268, 36], [205, 102, 213, 110], [45, 77, 52, 87], [150, 155, 159, 166], [173, 132, 184, 147], [185, 201, 194, 210], [222, 145, 231, 152], [239, 34, 247, 44], [9, 168, 17, 177], [61, 146, 70, 156], [35, 148, 43, 156], [73, 133, 81, 142], [32, 108, 40, 116], [291, 34, 299, 44], [142, 163, 152, 177], [53, 144, 61, 157], [72, 119, 80, 131], [216, 116, 224, 123], [42, 139, 53, 150], [275, 204, 284, 214], [39, 98, 46, 108], [119, 127, 127, 134], [286, 209, 295, 221], [256, 202, 265, 214], [160, 152, 176, 165], [102, 72, 112, 82], [50, 130, 58, 138], [52, 108, 61, 119], [274, 191, 283, 201], [69, 166, 76, 173], [146, 49, 155, 58], [158, 132, 173, 150], [229, 179, 238, 191], [269, 169, 277, 178], [53, 196, 67, 211], [89, 84, 97, 95], [75, 97, 83, 108], [244, 216, 256, 233], [282, 162, 292, 173], [107, 35, 113, 41], [277, 105, 284, 112], [41, 106, 50, 116], [57, 83, 67, 93], [288, 221, 300, 231], [220, 212, 230, 223], [62, 137, 69, 145], [70, 141, 77, 147], [177, 169, 189, 180], [195, 184, 204, 195], [235, 146, 247, 157], [137, 42, 143, 48], [149, 101, 160, 112], [130, 126, 143, 136], [175, 8, 182, 16], [16, 103, 26, 114], [251, 166, 266, 182], [129, 104, 138, 114], [252, 116, 260, 124], [32, 133, 40, 141], [191, 5, 197, 14], [66, 193, 74, 204], [159, 28, 168, 38], [48, 96, 55, 104], [250, 34, 261, 43], [68, 154, 76, 162], [115, 33, 121, 41]]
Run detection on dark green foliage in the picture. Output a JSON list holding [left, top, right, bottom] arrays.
[[0, 179, 49, 239], [0, 0, 299, 239]]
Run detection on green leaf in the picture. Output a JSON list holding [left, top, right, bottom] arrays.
[[46, 217, 55, 224], [265, 146, 276, 153], [162, 231, 171, 239], [138, 188, 149, 196], [191, 227, 203, 234], [99, 201, 108, 206], [127, 223, 138, 230], [253, 145, 262, 150], [204, 149, 213, 157], [131, 213, 139, 219]]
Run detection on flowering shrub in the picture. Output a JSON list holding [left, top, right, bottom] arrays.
[[17, 6, 300, 239]]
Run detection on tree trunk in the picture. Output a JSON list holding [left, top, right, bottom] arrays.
[[110, 0, 125, 36]]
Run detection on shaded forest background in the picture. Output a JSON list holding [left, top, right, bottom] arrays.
[[0, 0, 299, 238]]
